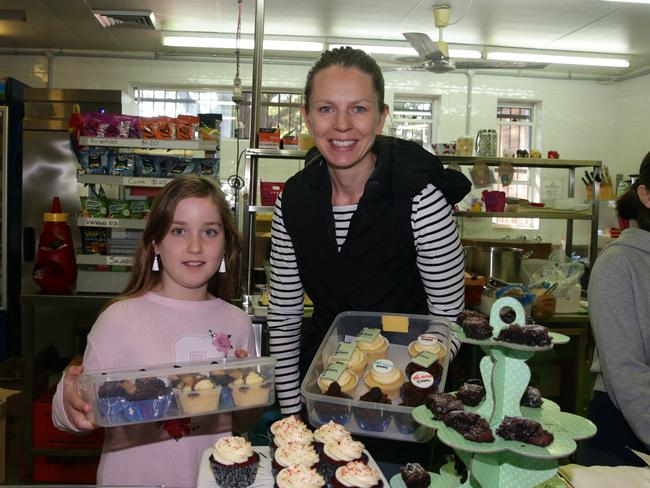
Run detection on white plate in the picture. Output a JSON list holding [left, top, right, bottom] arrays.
[[197, 446, 389, 487]]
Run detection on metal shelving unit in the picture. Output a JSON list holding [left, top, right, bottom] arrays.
[[439, 155, 602, 268]]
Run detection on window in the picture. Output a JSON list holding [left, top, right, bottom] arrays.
[[391, 96, 436, 149], [134, 88, 305, 140], [493, 101, 541, 229]]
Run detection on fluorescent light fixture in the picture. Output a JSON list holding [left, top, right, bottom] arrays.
[[162, 36, 323, 51], [488, 51, 629, 68], [601, 0, 650, 3], [331, 43, 481, 59]]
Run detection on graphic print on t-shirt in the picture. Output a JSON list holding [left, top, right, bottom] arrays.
[[172, 332, 230, 361]]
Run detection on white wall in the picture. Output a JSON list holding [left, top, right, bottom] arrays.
[[2, 53, 649, 248]]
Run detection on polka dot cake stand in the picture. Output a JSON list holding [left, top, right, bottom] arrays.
[[410, 297, 597, 488]]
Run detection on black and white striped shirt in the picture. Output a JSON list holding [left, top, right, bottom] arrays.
[[267, 183, 465, 415]]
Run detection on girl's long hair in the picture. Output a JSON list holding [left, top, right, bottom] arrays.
[[102, 175, 240, 311]]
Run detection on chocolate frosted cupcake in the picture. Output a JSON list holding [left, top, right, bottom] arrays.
[[313, 421, 352, 454], [320, 437, 367, 484], [400, 463, 430, 488], [458, 310, 493, 339], [314, 382, 353, 425], [122, 377, 173, 422], [209, 436, 259, 488], [332, 461, 383, 488], [97, 381, 127, 424], [275, 465, 325, 488], [394, 371, 437, 434], [353, 387, 392, 432]]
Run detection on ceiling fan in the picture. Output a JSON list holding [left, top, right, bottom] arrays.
[[396, 5, 547, 73]]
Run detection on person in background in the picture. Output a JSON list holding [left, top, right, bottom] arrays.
[[578, 151, 650, 467], [267, 46, 471, 416], [52, 175, 258, 487]]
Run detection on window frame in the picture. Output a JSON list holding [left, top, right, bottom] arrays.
[[391, 94, 439, 150]]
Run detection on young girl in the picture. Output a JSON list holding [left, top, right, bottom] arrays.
[[52, 175, 256, 487]]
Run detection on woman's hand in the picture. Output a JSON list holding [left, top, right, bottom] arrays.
[[62, 365, 96, 431]]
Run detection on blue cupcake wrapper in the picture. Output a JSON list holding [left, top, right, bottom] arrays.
[[314, 402, 352, 425], [393, 412, 418, 434], [98, 396, 126, 424], [220, 386, 235, 410], [123, 394, 173, 422], [352, 409, 392, 432]]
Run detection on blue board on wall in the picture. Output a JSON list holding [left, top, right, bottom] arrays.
[[0, 78, 6, 100]]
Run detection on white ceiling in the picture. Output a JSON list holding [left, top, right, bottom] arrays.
[[2, 0, 650, 77]]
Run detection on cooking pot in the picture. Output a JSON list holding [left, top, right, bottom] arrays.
[[464, 246, 533, 283]]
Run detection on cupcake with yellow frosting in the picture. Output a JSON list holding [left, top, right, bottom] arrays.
[[209, 436, 259, 487], [407, 333, 446, 360], [320, 437, 367, 483], [271, 441, 320, 477], [230, 371, 271, 407], [363, 359, 404, 400], [317, 363, 359, 396], [173, 375, 221, 415], [355, 328, 389, 364], [332, 461, 383, 488], [328, 342, 367, 375], [274, 465, 325, 488]]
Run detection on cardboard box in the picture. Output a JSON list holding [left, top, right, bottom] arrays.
[[32, 389, 104, 449], [0, 388, 21, 483], [258, 128, 280, 148]]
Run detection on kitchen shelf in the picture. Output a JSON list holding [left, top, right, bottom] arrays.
[[438, 155, 601, 169], [77, 173, 173, 187], [76, 254, 135, 266], [245, 148, 307, 159], [454, 211, 592, 220], [76, 216, 147, 229], [79, 136, 217, 151]]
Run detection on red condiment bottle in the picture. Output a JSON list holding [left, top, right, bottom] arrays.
[[32, 197, 77, 294]]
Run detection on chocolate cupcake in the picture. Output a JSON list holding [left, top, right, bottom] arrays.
[[400, 463, 430, 488], [122, 377, 173, 422], [97, 381, 127, 424], [352, 387, 392, 432], [209, 436, 260, 487], [314, 382, 353, 425], [394, 371, 437, 434], [496, 416, 554, 447]]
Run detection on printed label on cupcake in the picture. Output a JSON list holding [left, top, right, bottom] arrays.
[[417, 334, 438, 347], [372, 359, 394, 374], [331, 342, 356, 362], [412, 351, 438, 367], [320, 361, 347, 382], [356, 327, 380, 343], [410, 371, 434, 389]]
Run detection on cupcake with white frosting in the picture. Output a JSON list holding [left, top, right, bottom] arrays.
[[362, 359, 404, 400], [320, 437, 367, 483], [274, 465, 325, 488], [208, 436, 259, 488], [271, 441, 320, 477], [313, 421, 352, 454], [332, 461, 383, 488], [407, 333, 446, 359], [270, 422, 314, 458]]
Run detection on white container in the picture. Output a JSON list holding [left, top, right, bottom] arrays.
[[554, 284, 582, 313], [301, 311, 453, 442], [79, 356, 276, 427]]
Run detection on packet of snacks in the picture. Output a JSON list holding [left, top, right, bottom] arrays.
[[156, 116, 176, 139], [81, 113, 110, 137], [108, 152, 135, 176], [194, 158, 220, 178], [107, 200, 131, 219], [139, 117, 158, 139], [176, 115, 199, 140], [135, 154, 161, 177], [129, 200, 150, 219], [80, 186, 108, 218], [79, 148, 109, 174], [165, 157, 194, 177]]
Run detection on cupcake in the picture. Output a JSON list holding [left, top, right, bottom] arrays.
[[328, 342, 367, 376], [400, 463, 430, 488], [122, 377, 173, 422], [97, 381, 127, 424], [318, 362, 359, 395], [173, 375, 221, 415], [271, 441, 320, 477], [332, 461, 383, 488], [269, 415, 309, 444], [209, 436, 260, 487], [355, 328, 389, 363], [275, 465, 325, 488], [320, 437, 367, 484], [353, 387, 392, 432], [314, 382, 353, 425], [313, 421, 352, 454], [230, 371, 271, 407], [363, 359, 404, 400], [407, 333, 446, 360], [270, 421, 314, 458], [394, 371, 436, 434], [404, 352, 443, 390]]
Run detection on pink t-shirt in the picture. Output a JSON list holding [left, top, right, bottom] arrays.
[[52, 292, 255, 487]]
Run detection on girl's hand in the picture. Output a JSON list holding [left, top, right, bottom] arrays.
[[62, 365, 96, 431], [234, 348, 248, 359]]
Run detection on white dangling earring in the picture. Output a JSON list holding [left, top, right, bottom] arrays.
[[218, 257, 226, 273], [152, 254, 160, 272]]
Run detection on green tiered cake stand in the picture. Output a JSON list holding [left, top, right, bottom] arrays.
[[391, 297, 597, 488]]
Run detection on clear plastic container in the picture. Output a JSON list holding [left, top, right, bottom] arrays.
[[79, 356, 276, 427], [301, 311, 453, 442]]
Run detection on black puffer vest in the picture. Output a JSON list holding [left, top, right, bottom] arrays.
[[281, 136, 471, 338]]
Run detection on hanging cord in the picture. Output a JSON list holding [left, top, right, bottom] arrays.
[[447, 0, 474, 25], [228, 0, 245, 193]]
